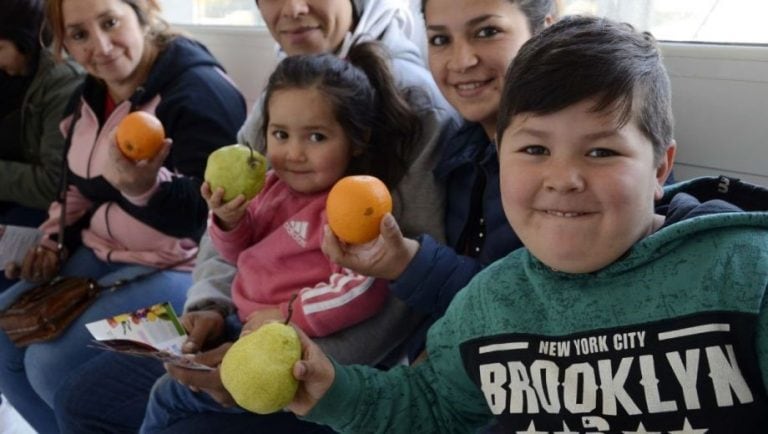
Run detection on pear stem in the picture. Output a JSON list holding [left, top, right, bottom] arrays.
[[245, 142, 257, 168], [285, 293, 298, 325]]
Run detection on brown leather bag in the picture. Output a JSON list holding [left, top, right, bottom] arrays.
[[0, 277, 101, 347], [0, 252, 195, 348]]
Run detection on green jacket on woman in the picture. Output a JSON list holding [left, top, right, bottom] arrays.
[[0, 50, 83, 209]]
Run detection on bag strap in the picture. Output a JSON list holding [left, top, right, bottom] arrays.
[[56, 99, 82, 262]]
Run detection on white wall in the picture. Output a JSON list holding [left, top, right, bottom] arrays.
[[187, 25, 768, 187], [663, 43, 768, 186]]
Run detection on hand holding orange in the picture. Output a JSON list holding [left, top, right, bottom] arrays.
[[326, 175, 392, 245], [115, 111, 165, 161]]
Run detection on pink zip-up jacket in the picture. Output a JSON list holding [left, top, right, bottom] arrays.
[[39, 38, 246, 268], [209, 172, 388, 338]]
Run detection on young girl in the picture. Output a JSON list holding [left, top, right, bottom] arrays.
[[138, 41, 422, 432], [202, 41, 419, 338]]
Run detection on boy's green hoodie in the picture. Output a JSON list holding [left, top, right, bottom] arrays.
[[306, 176, 768, 433]]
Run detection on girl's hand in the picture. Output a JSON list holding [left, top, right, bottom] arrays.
[[200, 182, 249, 231], [5, 245, 64, 283], [288, 326, 335, 416], [180, 310, 227, 354], [102, 136, 172, 197], [321, 213, 419, 280], [240, 308, 284, 336]]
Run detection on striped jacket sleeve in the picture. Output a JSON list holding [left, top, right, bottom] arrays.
[[281, 266, 389, 338]]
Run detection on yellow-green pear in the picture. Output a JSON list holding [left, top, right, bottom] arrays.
[[204, 144, 267, 202], [220, 322, 301, 414]]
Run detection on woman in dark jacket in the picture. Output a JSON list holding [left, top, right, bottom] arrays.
[[0, 0, 83, 290], [0, 0, 83, 221], [323, 0, 558, 355]]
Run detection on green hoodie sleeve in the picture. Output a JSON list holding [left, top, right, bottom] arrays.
[[0, 56, 83, 209], [303, 282, 494, 433]]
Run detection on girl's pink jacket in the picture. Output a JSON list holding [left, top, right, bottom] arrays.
[[210, 172, 388, 338]]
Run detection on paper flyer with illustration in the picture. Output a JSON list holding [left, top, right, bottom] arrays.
[[86, 302, 213, 371]]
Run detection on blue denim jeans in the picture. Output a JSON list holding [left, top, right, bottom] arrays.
[[0, 247, 190, 433], [140, 374, 335, 434], [150, 410, 337, 434], [54, 351, 168, 434], [55, 314, 240, 433]]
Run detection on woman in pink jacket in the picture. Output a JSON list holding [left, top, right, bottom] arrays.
[[0, 0, 245, 432]]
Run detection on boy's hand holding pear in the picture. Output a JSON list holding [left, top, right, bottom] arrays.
[[216, 319, 335, 417], [287, 327, 335, 416]]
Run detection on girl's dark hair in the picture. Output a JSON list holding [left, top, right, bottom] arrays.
[[497, 16, 673, 163], [260, 41, 421, 189], [421, 0, 560, 35]]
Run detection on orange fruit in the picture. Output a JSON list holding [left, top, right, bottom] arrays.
[[326, 175, 392, 245], [115, 111, 165, 161]]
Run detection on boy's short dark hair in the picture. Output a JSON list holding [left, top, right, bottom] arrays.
[[497, 15, 674, 163]]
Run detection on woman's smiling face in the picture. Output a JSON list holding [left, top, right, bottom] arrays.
[[61, 0, 148, 87], [424, 0, 535, 136], [257, 0, 354, 56]]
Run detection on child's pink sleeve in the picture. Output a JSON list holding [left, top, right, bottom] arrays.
[[209, 175, 276, 264], [208, 200, 265, 265], [280, 266, 389, 338]]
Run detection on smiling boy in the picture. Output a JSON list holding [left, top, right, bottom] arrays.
[[284, 15, 768, 433], [499, 96, 673, 274]]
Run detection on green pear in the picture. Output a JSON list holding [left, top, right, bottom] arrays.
[[204, 144, 267, 202], [220, 322, 301, 414]]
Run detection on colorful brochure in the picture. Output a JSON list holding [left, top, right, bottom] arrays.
[[85, 302, 213, 371]]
